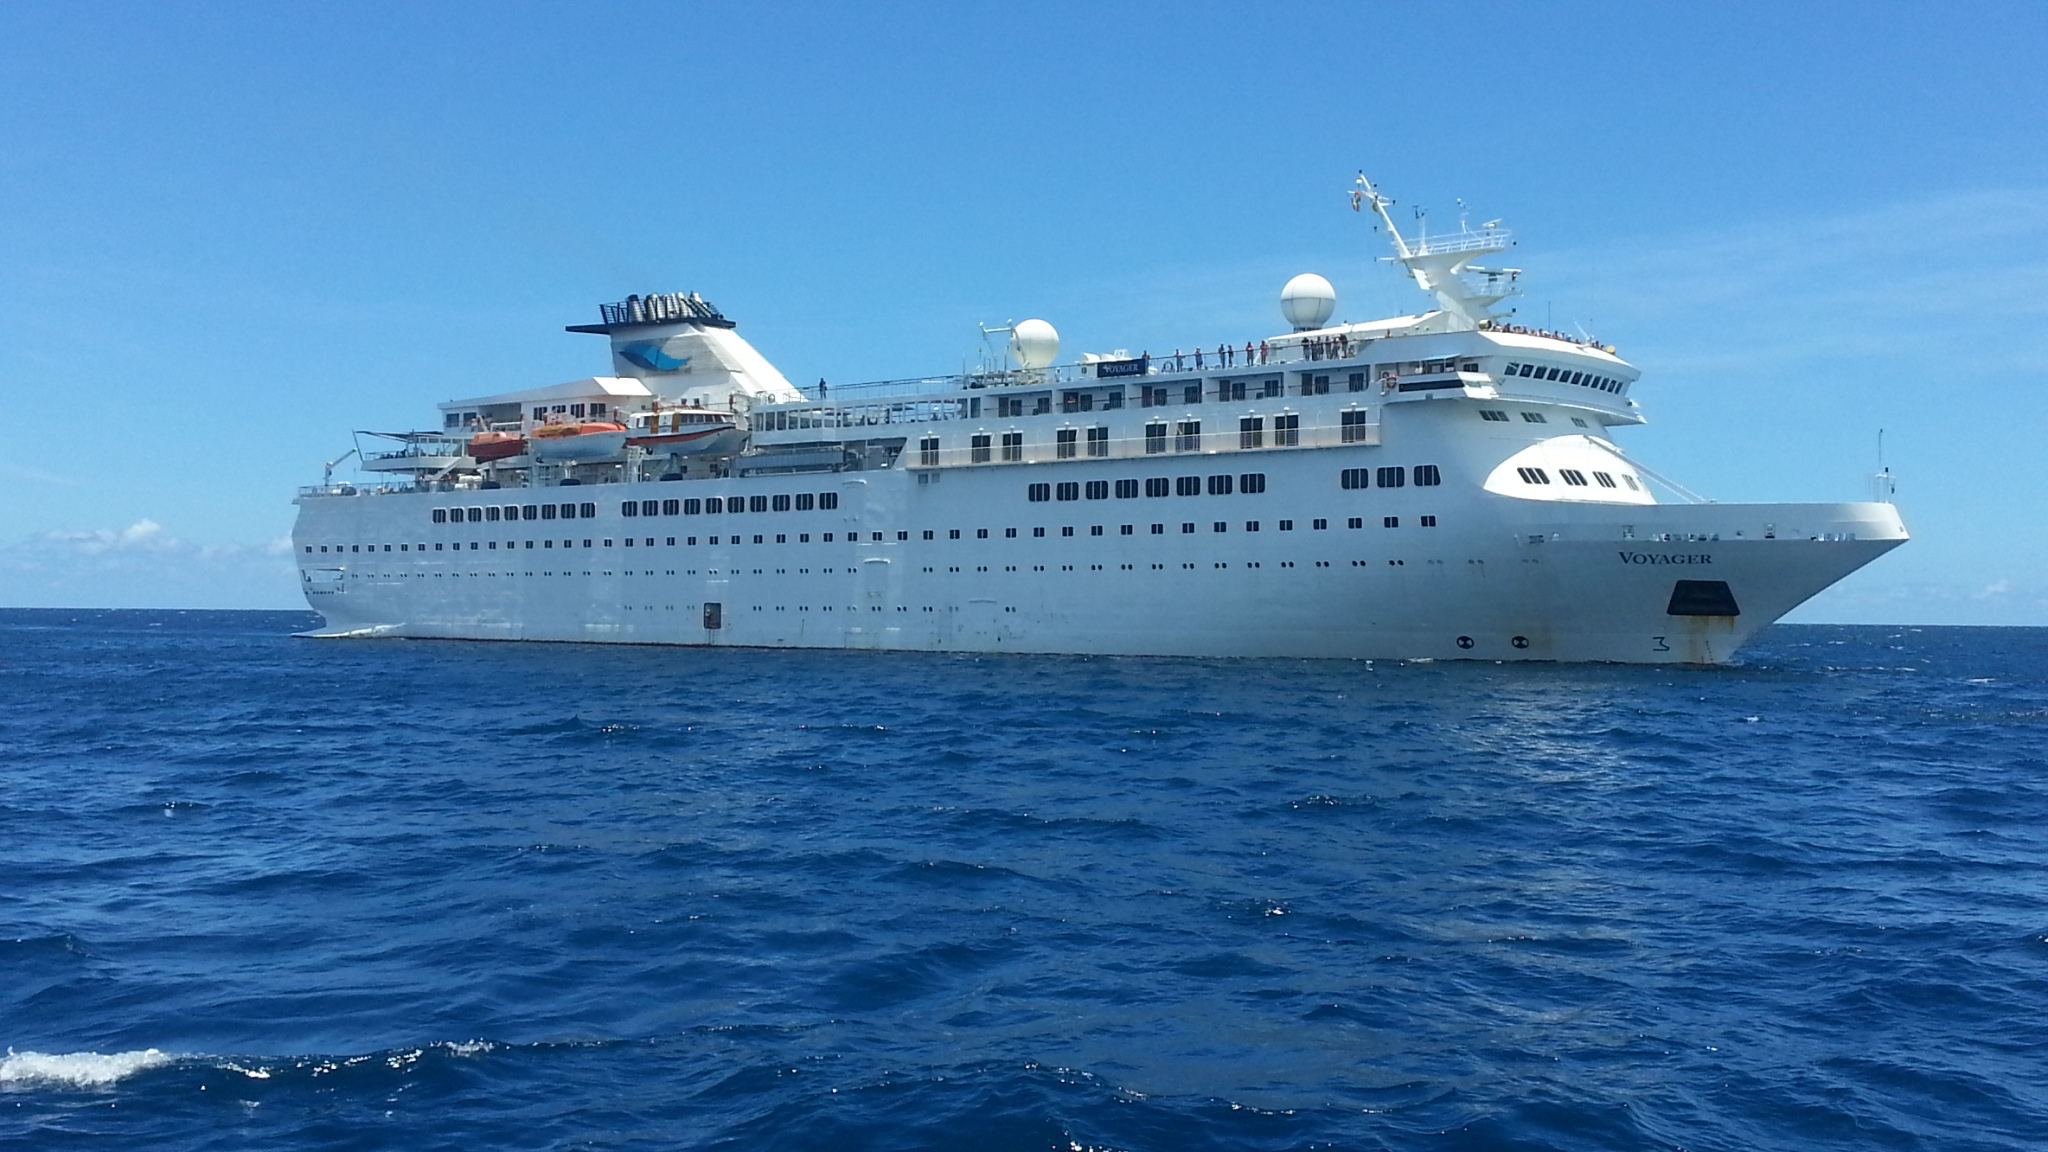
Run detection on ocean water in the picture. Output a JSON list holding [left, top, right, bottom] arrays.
[[2, 610, 2044, 1151]]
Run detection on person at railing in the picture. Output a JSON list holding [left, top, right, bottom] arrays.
[[817, 378, 828, 398], [1141, 352, 1152, 374], [1220, 343, 1232, 368], [1258, 340, 1269, 365], [1194, 347, 1204, 369], [1172, 349, 1184, 371], [1244, 341, 1254, 368]]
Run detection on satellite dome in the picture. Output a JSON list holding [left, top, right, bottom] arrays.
[[1280, 274, 1337, 331], [1011, 318, 1059, 370]]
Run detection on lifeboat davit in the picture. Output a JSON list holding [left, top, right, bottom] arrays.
[[529, 421, 629, 462], [467, 430, 527, 462]]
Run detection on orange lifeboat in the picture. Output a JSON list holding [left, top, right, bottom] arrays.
[[467, 430, 527, 462], [529, 420, 630, 462]]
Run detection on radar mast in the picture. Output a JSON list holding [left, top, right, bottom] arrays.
[[1354, 173, 1521, 330]]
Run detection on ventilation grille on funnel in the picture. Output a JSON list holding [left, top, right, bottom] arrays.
[[600, 293, 729, 327]]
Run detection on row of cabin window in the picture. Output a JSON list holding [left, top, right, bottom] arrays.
[[1503, 362, 1626, 394], [1514, 467, 1639, 490], [1138, 373, 1379, 407], [433, 502, 597, 523], [623, 492, 841, 516], [443, 402, 612, 430], [932, 412, 1385, 464], [1026, 474, 1271, 502], [315, 513, 1442, 555], [1338, 466, 1443, 489], [1477, 408, 1554, 424]]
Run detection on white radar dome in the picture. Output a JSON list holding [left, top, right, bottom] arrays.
[[1010, 318, 1059, 370], [1280, 273, 1337, 330]]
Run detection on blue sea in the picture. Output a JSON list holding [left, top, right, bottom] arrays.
[[2, 610, 2044, 1150]]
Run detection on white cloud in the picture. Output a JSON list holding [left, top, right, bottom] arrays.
[[0, 521, 303, 609]]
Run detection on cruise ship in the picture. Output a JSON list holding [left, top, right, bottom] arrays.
[[293, 178, 1906, 663]]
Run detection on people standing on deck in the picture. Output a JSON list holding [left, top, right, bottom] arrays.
[[817, 379, 828, 397], [1194, 347, 1204, 369], [1220, 343, 1231, 368], [1259, 340, 1269, 365], [1244, 341, 1254, 367]]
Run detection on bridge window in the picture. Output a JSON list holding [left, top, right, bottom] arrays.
[[1592, 472, 1618, 488], [1480, 409, 1509, 422], [1516, 467, 1551, 485], [1521, 411, 1548, 423], [1560, 469, 1589, 486]]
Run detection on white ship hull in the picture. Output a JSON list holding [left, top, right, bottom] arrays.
[[294, 442, 1904, 664]]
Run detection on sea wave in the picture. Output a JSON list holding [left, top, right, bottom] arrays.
[[0, 1048, 174, 1088]]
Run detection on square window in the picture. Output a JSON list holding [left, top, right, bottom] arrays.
[[1312, 518, 1327, 530], [1348, 517, 1363, 529], [1421, 515, 1438, 527], [1278, 520, 1293, 531], [1383, 516, 1399, 528]]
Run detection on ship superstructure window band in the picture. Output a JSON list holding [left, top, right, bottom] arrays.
[[434, 493, 840, 524], [1338, 466, 1442, 490], [1502, 362, 1629, 394], [1030, 475, 1270, 503]]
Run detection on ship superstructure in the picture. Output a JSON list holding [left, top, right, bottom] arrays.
[[294, 178, 1906, 663]]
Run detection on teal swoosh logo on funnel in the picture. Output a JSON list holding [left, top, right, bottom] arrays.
[[618, 342, 690, 372]]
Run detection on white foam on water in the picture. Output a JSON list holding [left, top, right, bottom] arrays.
[[0, 1048, 174, 1088]]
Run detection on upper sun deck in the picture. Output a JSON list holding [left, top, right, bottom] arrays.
[[742, 322, 1639, 442]]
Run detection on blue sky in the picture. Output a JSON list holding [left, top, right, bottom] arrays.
[[2, 1, 2044, 620]]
